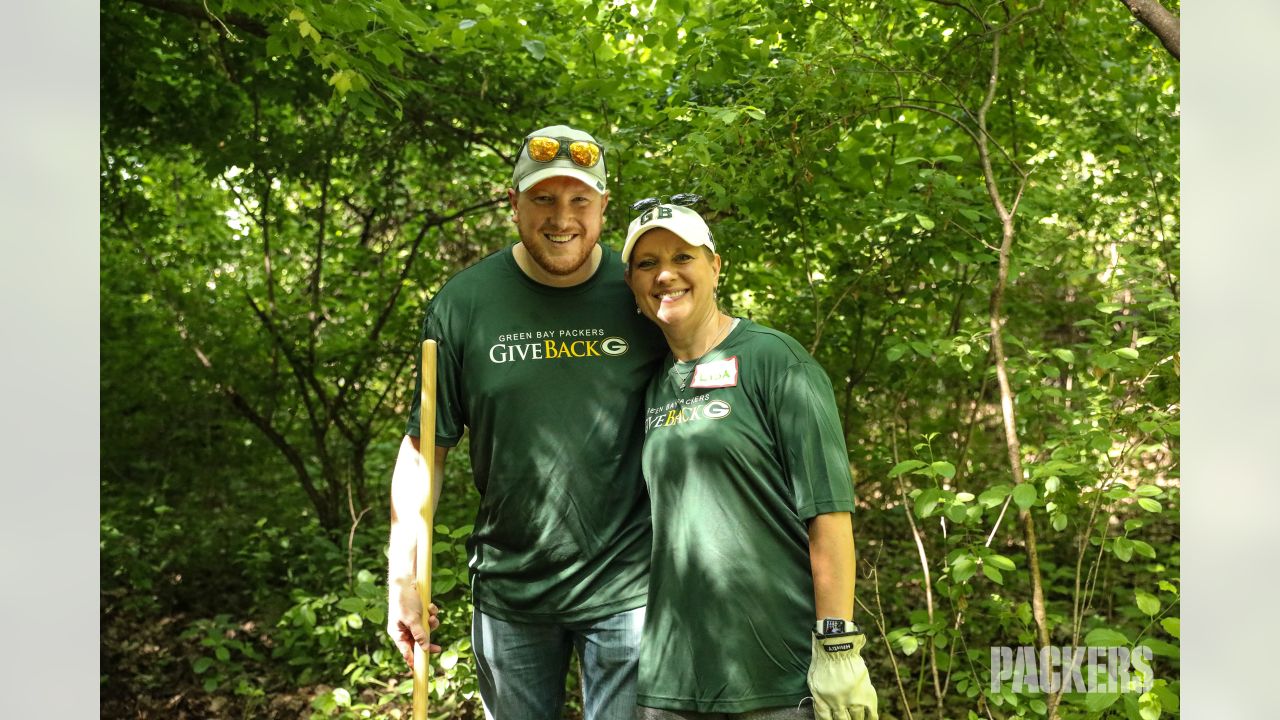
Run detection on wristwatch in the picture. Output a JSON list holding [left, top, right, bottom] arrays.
[[816, 618, 863, 636]]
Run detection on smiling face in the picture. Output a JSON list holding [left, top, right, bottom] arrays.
[[625, 227, 722, 331], [509, 176, 608, 282]]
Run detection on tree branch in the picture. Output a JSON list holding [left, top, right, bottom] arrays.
[[1119, 0, 1180, 60], [127, 233, 331, 526], [124, 0, 269, 39], [971, 25, 1054, 708], [923, 0, 990, 30], [181, 323, 329, 523], [332, 195, 507, 415], [241, 288, 355, 444]]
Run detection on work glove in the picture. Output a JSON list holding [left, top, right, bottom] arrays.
[[807, 621, 878, 720]]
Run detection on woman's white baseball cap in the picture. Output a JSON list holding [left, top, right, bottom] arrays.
[[621, 204, 716, 264]]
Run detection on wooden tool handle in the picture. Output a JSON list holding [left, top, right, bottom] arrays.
[[413, 339, 438, 720]]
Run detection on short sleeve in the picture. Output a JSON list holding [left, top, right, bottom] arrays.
[[404, 301, 465, 446], [767, 360, 856, 520]]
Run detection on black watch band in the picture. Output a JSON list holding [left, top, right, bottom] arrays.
[[815, 618, 862, 636]]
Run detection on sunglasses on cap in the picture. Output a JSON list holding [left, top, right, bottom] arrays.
[[629, 193, 704, 213], [523, 135, 603, 168]]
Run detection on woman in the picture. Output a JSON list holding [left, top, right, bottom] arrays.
[[620, 198, 878, 720]]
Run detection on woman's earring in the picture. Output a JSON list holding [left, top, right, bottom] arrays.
[[635, 305, 642, 315]]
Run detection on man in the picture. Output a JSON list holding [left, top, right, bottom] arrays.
[[386, 124, 665, 719]]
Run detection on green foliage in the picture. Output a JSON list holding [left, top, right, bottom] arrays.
[[101, 0, 1178, 717]]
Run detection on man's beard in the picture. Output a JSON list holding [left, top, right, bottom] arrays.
[[521, 234, 598, 277]]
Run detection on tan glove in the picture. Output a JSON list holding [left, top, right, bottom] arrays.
[[807, 621, 878, 720]]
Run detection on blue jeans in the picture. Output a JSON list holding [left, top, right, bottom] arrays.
[[473, 606, 645, 720]]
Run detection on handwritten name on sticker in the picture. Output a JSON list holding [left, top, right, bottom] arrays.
[[689, 356, 739, 388]]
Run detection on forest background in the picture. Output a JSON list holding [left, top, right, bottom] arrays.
[[99, 1, 1180, 718]]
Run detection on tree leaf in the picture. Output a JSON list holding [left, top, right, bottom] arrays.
[[978, 484, 1011, 508], [1135, 590, 1161, 616], [986, 554, 1016, 571], [889, 460, 926, 477], [1012, 483, 1037, 511], [333, 688, 352, 707], [1137, 498, 1162, 513], [1139, 692, 1162, 720], [930, 461, 956, 479], [1143, 638, 1179, 658], [521, 39, 547, 60], [1113, 537, 1133, 562], [328, 70, 353, 95], [915, 488, 942, 518], [1084, 628, 1129, 646], [899, 635, 919, 655], [981, 563, 1003, 585], [1085, 692, 1120, 712]]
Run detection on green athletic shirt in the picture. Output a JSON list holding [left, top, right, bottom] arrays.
[[405, 243, 666, 623], [636, 318, 856, 713]]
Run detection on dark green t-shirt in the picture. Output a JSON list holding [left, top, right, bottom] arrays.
[[636, 318, 856, 713], [406, 243, 666, 623]]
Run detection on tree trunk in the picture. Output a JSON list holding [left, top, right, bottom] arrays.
[[1119, 0, 1180, 60], [973, 24, 1055, 698]]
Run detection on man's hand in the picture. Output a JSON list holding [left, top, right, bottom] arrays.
[[387, 575, 441, 668], [807, 628, 878, 720]]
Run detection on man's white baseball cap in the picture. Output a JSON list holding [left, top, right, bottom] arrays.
[[512, 124, 607, 194], [621, 204, 716, 264]]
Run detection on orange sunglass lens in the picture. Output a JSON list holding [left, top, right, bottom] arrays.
[[569, 141, 600, 167], [527, 137, 561, 162]]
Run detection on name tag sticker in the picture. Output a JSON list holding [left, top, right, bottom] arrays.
[[689, 356, 739, 388]]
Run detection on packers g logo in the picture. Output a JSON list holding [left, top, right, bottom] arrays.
[[703, 400, 732, 418], [601, 337, 629, 356]]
